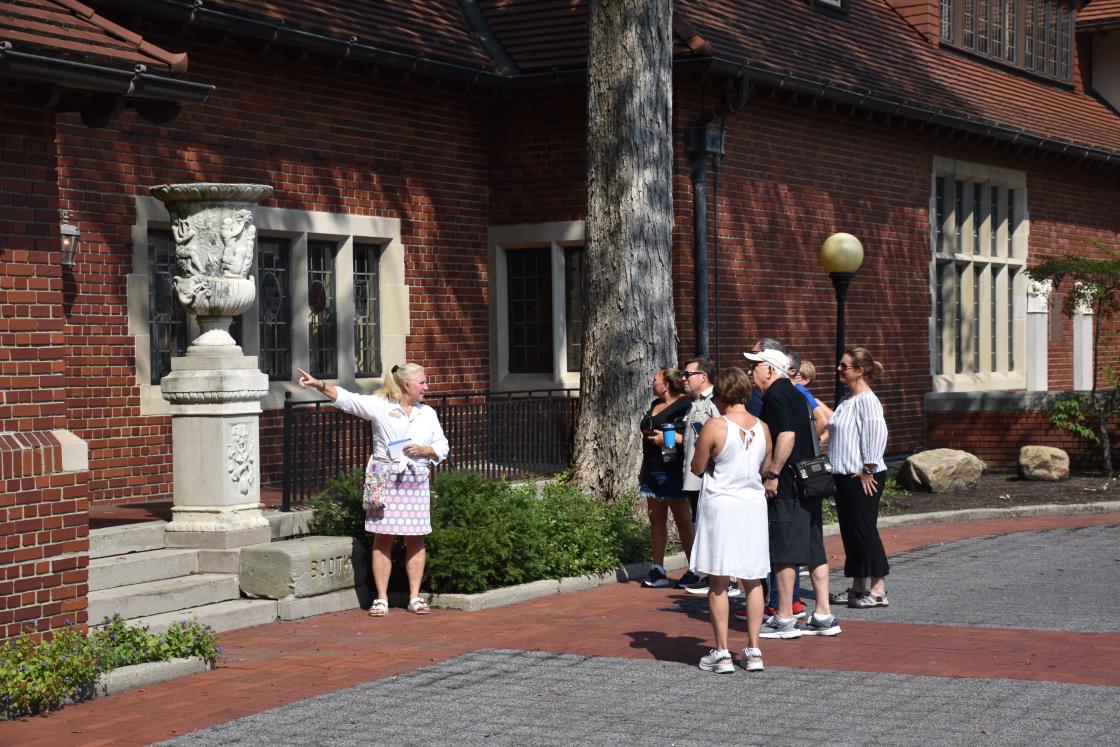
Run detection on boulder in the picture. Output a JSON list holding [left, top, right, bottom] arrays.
[[899, 449, 985, 493], [239, 536, 357, 599], [1018, 445, 1070, 481]]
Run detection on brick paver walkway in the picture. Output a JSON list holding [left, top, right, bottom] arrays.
[[3, 511, 1118, 746]]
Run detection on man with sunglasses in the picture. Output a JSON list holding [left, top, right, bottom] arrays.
[[677, 357, 720, 592]]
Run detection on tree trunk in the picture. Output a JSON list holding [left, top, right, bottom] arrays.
[[574, 0, 676, 501]]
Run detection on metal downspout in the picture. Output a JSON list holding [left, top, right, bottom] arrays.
[[687, 76, 749, 359]]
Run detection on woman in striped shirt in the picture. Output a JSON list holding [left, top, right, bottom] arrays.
[[827, 347, 890, 608]]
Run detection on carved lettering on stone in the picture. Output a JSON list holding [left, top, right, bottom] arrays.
[[227, 422, 255, 496]]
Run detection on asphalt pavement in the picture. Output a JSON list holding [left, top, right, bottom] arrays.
[[158, 524, 1120, 747]]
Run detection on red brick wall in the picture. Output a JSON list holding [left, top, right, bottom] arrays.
[[927, 410, 1120, 470], [671, 82, 1120, 457], [56, 33, 493, 505], [52, 41, 1120, 506], [1, 97, 90, 639]]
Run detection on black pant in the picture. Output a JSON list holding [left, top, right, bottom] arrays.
[[834, 472, 890, 579], [685, 490, 700, 523]]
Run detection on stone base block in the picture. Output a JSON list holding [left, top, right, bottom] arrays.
[[165, 526, 272, 549], [240, 536, 357, 599], [265, 508, 314, 540], [278, 589, 360, 620], [197, 548, 243, 573]]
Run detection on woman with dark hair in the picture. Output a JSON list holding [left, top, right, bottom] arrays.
[[297, 363, 448, 617], [690, 367, 772, 673], [827, 347, 890, 608], [639, 367, 694, 588]]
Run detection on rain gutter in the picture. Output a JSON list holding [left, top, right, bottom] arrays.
[[0, 41, 213, 103]]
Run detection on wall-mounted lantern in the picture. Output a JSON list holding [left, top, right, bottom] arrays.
[[60, 210, 80, 266]]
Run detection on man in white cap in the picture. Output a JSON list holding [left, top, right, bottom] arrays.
[[743, 348, 840, 639]]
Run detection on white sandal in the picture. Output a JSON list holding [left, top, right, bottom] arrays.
[[368, 598, 389, 617], [407, 597, 431, 615]]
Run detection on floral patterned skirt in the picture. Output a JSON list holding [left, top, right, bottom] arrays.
[[362, 459, 431, 536]]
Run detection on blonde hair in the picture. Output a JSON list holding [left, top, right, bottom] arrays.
[[799, 361, 817, 385], [377, 362, 424, 402]]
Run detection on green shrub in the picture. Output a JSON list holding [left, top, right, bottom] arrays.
[[0, 616, 222, 720], [536, 481, 648, 578], [0, 623, 98, 719], [307, 467, 367, 538], [425, 471, 549, 594], [305, 468, 652, 595], [426, 472, 650, 593]]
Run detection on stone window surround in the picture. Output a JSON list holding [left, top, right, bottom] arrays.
[[130, 196, 408, 414], [488, 221, 584, 391], [929, 156, 1030, 393]]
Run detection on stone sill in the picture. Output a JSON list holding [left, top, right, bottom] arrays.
[[923, 390, 1108, 413]]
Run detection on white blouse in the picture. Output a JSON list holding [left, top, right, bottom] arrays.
[[827, 390, 888, 475], [332, 386, 449, 468]]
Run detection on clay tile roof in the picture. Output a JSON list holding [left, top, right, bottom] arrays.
[[0, 0, 188, 72], [476, 0, 706, 72], [1078, 0, 1120, 28], [201, 0, 497, 71], [676, 0, 1120, 155]]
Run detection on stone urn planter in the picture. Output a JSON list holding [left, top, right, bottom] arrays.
[[151, 182, 274, 544], [150, 183, 274, 350]]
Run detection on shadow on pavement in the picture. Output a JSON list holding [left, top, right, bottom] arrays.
[[624, 630, 709, 664]]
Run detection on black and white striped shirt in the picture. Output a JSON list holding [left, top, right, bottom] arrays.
[[827, 390, 888, 475]]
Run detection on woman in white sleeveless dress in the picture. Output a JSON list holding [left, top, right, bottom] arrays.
[[690, 367, 772, 673]]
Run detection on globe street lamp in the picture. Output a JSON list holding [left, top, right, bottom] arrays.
[[819, 232, 864, 407]]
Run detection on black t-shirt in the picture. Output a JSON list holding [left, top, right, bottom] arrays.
[[639, 396, 692, 472], [761, 377, 815, 467]]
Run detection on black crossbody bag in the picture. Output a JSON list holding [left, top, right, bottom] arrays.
[[792, 400, 835, 500]]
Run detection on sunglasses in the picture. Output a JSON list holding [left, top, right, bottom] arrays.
[[681, 371, 707, 378], [837, 364, 859, 371]]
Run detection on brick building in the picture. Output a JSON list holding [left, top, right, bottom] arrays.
[[3, 0, 1120, 637]]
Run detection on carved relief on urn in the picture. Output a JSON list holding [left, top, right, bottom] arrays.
[[150, 183, 274, 348]]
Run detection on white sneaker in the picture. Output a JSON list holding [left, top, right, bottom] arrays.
[[698, 649, 734, 673], [726, 582, 741, 598], [741, 647, 764, 672]]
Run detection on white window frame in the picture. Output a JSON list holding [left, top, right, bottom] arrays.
[[130, 197, 407, 414], [929, 157, 1029, 392], [489, 221, 585, 391]]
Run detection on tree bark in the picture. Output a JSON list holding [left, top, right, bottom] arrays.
[[574, 0, 676, 501]]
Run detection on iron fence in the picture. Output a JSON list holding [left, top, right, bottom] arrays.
[[281, 388, 579, 510]]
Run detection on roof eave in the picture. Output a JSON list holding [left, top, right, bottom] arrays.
[[679, 56, 1120, 168]]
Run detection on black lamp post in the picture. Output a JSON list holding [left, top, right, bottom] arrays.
[[819, 232, 864, 407]]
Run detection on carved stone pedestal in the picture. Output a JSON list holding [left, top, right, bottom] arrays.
[[153, 182, 274, 549], [161, 354, 271, 548]]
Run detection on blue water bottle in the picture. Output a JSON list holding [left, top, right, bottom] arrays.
[[661, 423, 677, 462]]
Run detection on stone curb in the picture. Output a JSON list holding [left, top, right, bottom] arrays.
[[862, 499, 1120, 532], [428, 501, 1120, 612], [427, 552, 690, 612], [96, 657, 211, 697]]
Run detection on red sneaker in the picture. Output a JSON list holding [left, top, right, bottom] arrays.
[[733, 607, 747, 620], [763, 605, 776, 618], [792, 599, 807, 619]]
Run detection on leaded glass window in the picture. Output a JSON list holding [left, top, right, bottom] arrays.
[[148, 230, 189, 385], [507, 247, 553, 374], [257, 237, 292, 380], [943, 0, 1072, 82], [931, 166, 1026, 384], [308, 241, 338, 379], [564, 247, 585, 373], [354, 243, 381, 378]]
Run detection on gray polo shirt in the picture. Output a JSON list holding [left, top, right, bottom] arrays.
[[682, 386, 718, 492]]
